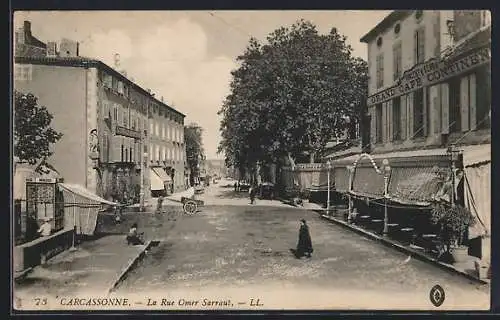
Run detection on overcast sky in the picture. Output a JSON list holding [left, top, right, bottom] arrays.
[[14, 10, 391, 159]]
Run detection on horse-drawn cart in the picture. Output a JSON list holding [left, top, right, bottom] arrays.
[[181, 197, 204, 215]]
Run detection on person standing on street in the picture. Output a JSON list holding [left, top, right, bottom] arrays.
[[249, 185, 257, 204], [293, 219, 313, 258]]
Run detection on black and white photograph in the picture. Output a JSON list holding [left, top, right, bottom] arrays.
[[12, 10, 491, 311]]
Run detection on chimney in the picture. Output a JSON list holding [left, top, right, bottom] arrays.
[[59, 38, 79, 57], [23, 21, 32, 37], [161, 96, 164, 102], [147, 89, 151, 94]]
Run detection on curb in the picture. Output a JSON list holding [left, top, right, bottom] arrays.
[[107, 240, 156, 294], [317, 213, 489, 285]]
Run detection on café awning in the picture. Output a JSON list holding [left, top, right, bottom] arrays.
[[59, 183, 118, 235], [150, 168, 165, 191], [152, 167, 172, 183]]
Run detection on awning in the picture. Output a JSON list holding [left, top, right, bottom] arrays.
[[59, 183, 118, 235], [461, 144, 491, 167], [387, 166, 448, 206], [462, 144, 491, 239], [333, 167, 350, 193], [152, 167, 172, 183], [351, 166, 385, 198], [150, 168, 165, 191]]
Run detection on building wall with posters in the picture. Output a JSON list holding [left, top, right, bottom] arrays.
[[361, 10, 491, 154]]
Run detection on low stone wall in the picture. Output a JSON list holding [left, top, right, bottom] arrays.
[[13, 228, 75, 273]]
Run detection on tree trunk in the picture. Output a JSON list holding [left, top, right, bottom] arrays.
[[309, 152, 315, 164]]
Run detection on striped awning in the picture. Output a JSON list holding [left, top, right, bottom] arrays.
[[59, 183, 118, 235], [150, 169, 165, 191], [387, 166, 448, 206], [351, 166, 385, 198], [152, 167, 172, 182]]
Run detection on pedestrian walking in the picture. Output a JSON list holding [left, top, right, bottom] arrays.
[[249, 185, 257, 204], [292, 219, 313, 258], [234, 182, 238, 192], [156, 195, 164, 214]]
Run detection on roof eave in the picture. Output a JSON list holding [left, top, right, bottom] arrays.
[[14, 56, 186, 118], [360, 10, 413, 43]]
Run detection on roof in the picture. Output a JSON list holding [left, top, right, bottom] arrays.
[[360, 10, 413, 43], [14, 55, 186, 118]]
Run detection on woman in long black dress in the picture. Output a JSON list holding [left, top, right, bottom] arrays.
[[294, 219, 313, 258]]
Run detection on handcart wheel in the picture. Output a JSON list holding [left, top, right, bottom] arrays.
[[183, 201, 198, 215]]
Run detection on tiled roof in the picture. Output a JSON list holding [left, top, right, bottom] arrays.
[[14, 55, 186, 118]]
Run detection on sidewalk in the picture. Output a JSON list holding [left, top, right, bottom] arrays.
[[313, 211, 489, 285], [14, 235, 153, 300]]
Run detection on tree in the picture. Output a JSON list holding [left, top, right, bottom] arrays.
[[184, 123, 204, 185], [14, 91, 63, 169], [218, 20, 368, 172]]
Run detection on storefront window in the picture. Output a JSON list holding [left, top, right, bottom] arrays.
[[413, 88, 425, 138], [392, 97, 401, 141], [449, 77, 461, 133], [476, 65, 491, 129], [376, 104, 383, 143], [376, 54, 384, 88]]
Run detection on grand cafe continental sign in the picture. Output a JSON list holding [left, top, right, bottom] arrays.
[[367, 46, 490, 106]]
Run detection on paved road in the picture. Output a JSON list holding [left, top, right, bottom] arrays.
[[114, 181, 489, 310]]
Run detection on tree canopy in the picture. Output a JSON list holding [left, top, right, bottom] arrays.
[[184, 122, 205, 183], [14, 91, 63, 167], [218, 20, 368, 174]]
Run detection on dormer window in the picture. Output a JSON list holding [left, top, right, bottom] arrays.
[[376, 36, 383, 47], [394, 23, 401, 35]]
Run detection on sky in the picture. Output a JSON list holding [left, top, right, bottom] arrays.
[[14, 10, 391, 159]]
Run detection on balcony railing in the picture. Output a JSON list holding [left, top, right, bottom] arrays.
[[115, 125, 142, 139]]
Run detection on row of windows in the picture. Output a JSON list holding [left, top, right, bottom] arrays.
[[374, 67, 490, 144], [149, 120, 184, 143], [149, 144, 184, 162], [100, 71, 184, 125], [375, 27, 426, 89]]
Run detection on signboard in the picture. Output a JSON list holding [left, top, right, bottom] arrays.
[[367, 46, 490, 106]]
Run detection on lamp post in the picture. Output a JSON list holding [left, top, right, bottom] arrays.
[[447, 145, 460, 207], [139, 150, 148, 211], [346, 165, 354, 223], [326, 160, 332, 215], [382, 159, 391, 237]]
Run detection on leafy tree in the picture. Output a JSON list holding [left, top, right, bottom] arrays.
[[218, 20, 368, 174], [184, 123, 204, 185], [14, 91, 63, 168]]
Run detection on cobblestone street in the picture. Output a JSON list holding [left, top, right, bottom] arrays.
[[113, 181, 489, 310]]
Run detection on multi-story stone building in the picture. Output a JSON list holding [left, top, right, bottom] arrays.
[[14, 21, 187, 203], [329, 11, 491, 270]]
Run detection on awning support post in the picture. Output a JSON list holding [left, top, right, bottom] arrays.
[[347, 165, 354, 223]]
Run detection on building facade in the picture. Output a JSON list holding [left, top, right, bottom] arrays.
[[14, 22, 187, 202], [361, 10, 490, 153], [326, 10, 491, 270]]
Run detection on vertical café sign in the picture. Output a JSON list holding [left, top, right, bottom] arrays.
[[367, 46, 490, 106]]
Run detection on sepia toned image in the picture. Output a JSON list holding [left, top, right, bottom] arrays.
[[12, 10, 491, 311]]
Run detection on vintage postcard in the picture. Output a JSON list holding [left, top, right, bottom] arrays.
[[12, 10, 491, 311]]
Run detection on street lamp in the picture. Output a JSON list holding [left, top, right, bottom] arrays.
[[447, 145, 460, 207], [139, 151, 148, 211], [326, 160, 332, 215], [382, 159, 391, 237]]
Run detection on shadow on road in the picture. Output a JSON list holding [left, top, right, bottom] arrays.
[[214, 190, 251, 199]]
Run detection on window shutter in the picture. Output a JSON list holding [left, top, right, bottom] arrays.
[[113, 136, 122, 162], [400, 95, 407, 140], [460, 76, 470, 132], [469, 73, 477, 130], [441, 83, 450, 134], [387, 100, 393, 142]]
